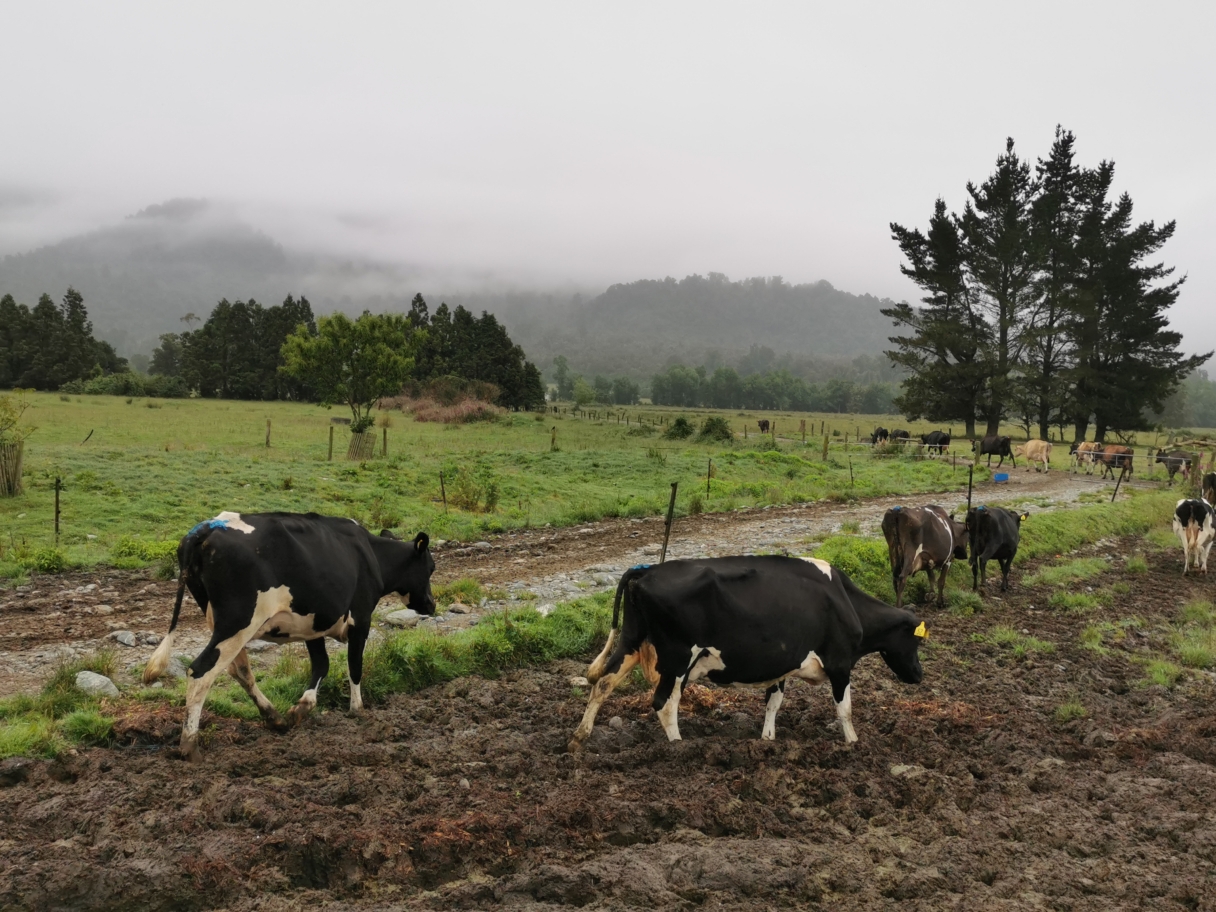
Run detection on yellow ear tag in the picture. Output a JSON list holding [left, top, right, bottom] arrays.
[[913, 622, 928, 639]]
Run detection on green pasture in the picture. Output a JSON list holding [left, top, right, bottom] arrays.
[[1, 393, 978, 576]]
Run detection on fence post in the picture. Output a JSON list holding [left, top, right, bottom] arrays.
[[54, 476, 61, 542], [822, 435, 829, 461], [707, 458, 712, 498], [440, 472, 448, 513], [848, 457, 854, 488], [328, 426, 334, 462], [383, 427, 388, 457], [1111, 467, 1126, 503], [771, 422, 776, 447], [265, 420, 271, 448], [551, 426, 557, 452], [967, 466, 974, 513], [801, 419, 806, 444], [660, 482, 679, 563]]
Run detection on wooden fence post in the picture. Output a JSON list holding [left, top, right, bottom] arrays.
[[800, 419, 806, 444], [54, 476, 61, 541], [822, 435, 829, 461], [328, 426, 334, 462], [707, 458, 712, 498], [265, 420, 271, 448], [383, 427, 388, 457], [440, 472, 448, 513], [660, 482, 679, 563], [551, 426, 557, 452]]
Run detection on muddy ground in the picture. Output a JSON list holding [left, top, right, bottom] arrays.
[[3, 468, 1215, 911]]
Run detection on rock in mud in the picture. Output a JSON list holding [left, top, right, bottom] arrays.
[[75, 671, 119, 697], [384, 609, 421, 628], [447, 602, 470, 614], [110, 630, 137, 647]]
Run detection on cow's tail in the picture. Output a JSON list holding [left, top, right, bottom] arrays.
[[143, 532, 200, 685], [588, 565, 652, 684], [143, 574, 186, 684]]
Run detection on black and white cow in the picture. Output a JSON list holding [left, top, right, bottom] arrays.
[[965, 505, 1027, 592], [871, 427, 890, 445], [972, 435, 1016, 468], [143, 511, 436, 761], [569, 556, 926, 750], [921, 430, 951, 454], [1172, 499, 1215, 576], [881, 505, 958, 608], [1154, 449, 1195, 485]]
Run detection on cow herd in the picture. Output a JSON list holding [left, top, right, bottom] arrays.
[[147, 447, 1216, 761]]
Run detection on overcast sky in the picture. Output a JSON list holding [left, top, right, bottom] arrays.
[[2, 2, 1213, 353]]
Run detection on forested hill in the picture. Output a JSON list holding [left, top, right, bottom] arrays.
[[494, 274, 899, 381]]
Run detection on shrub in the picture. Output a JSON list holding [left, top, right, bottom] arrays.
[[27, 549, 66, 574], [60, 372, 188, 398], [1054, 700, 1087, 723], [697, 416, 734, 443], [663, 417, 694, 440], [112, 536, 178, 564], [1126, 554, 1149, 573]]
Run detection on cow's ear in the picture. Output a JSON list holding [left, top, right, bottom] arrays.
[[413, 532, 430, 552], [379, 529, 400, 540]]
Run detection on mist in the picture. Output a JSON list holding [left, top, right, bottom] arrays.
[[2, 2, 1214, 358]]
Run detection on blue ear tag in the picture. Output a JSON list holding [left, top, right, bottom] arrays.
[[631, 563, 651, 570], [892, 505, 902, 512], [188, 518, 229, 535], [977, 505, 986, 511]]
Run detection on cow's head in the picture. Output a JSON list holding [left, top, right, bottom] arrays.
[[381, 530, 437, 614], [1069, 442, 1080, 456], [877, 615, 925, 685]]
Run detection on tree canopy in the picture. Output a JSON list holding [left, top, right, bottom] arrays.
[[0, 288, 126, 390], [885, 129, 1209, 441]]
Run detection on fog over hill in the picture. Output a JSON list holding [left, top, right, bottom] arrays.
[[0, 200, 900, 380]]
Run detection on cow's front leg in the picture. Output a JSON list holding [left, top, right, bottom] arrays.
[[999, 557, 1012, 591], [935, 563, 949, 608], [228, 647, 288, 731], [653, 672, 683, 742], [287, 637, 330, 726], [569, 649, 640, 751], [346, 623, 370, 712], [828, 670, 857, 744], [761, 680, 785, 741]]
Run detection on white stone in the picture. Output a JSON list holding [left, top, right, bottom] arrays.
[[384, 609, 421, 627], [110, 631, 137, 647], [245, 639, 274, 652], [76, 671, 119, 697]]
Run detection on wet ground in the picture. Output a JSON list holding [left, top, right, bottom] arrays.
[[3, 467, 1214, 911]]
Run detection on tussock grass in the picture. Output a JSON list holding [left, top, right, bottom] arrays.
[[1126, 554, 1149, 573], [0, 652, 118, 759], [1054, 700, 1087, 723], [1180, 599, 1214, 625], [1143, 659, 1182, 688], [974, 625, 1055, 657], [947, 590, 984, 617], [1024, 558, 1108, 588]]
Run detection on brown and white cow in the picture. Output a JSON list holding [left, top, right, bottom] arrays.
[[1014, 439, 1052, 472], [881, 505, 959, 609]]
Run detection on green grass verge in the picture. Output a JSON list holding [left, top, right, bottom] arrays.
[[1023, 557, 1109, 588], [973, 625, 1055, 658]]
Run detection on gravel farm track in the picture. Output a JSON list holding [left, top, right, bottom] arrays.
[[2, 467, 1215, 911]]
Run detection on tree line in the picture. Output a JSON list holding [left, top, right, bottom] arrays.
[[550, 356, 641, 406], [886, 128, 1209, 442], [648, 363, 896, 413], [0, 289, 126, 389]]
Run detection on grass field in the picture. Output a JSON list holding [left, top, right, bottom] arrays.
[[1, 393, 974, 576]]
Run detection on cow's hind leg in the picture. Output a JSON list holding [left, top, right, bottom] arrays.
[[228, 647, 288, 731], [182, 628, 259, 762], [999, 556, 1012, 591], [827, 669, 857, 744], [936, 563, 949, 608], [585, 628, 617, 684], [653, 672, 683, 742], [346, 623, 370, 712], [287, 637, 330, 726], [761, 680, 786, 741], [569, 648, 641, 751]]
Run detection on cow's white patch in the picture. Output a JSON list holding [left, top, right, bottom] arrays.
[[658, 679, 683, 741], [686, 645, 726, 682], [801, 557, 832, 579], [214, 511, 256, 534], [349, 681, 363, 712], [256, 607, 350, 644], [297, 687, 318, 712], [836, 683, 857, 743], [761, 687, 784, 740], [791, 649, 827, 685], [931, 510, 954, 551]]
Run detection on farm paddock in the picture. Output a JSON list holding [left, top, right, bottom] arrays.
[[1, 532, 1215, 911]]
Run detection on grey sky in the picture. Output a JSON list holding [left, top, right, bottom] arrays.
[[3, 2, 1214, 354]]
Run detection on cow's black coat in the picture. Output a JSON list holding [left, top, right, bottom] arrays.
[[921, 430, 951, 454], [965, 505, 1025, 591], [871, 426, 889, 445], [1154, 449, 1194, 484], [972, 435, 1015, 468], [1204, 472, 1216, 505], [570, 556, 924, 748]]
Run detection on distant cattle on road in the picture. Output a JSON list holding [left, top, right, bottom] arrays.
[[1070, 441, 1101, 473], [1015, 439, 1052, 472], [758, 419, 770, 433], [965, 506, 1027, 592], [973, 435, 1015, 468], [881, 505, 959, 608], [1154, 449, 1195, 485], [144, 512, 437, 761], [921, 430, 951, 454], [1096, 445, 1134, 480], [1173, 499, 1215, 575], [569, 556, 926, 750]]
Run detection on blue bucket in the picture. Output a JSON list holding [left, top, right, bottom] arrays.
[[993, 472, 1009, 483]]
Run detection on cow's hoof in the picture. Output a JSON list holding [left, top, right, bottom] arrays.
[[264, 712, 290, 732], [286, 705, 312, 727], [180, 742, 202, 763], [567, 737, 587, 753]]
